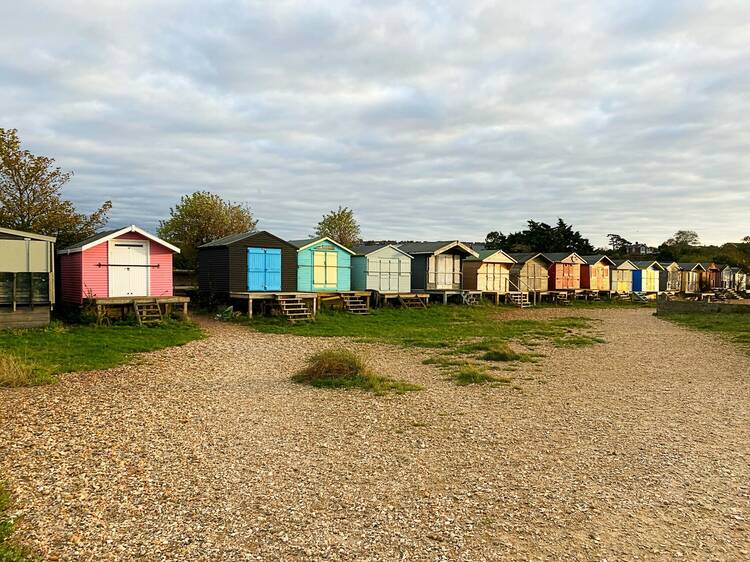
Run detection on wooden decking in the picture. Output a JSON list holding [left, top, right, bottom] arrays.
[[87, 296, 190, 325]]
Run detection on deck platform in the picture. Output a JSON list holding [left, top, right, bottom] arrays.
[[230, 292, 318, 318], [87, 296, 190, 324]]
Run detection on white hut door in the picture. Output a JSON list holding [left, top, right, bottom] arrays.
[[110, 241, 149, 297]]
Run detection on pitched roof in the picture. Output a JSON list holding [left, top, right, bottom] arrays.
[[613, 259, 638, 269], [0, 226, 56, 242], [352, 243, 412, 258], [543, 252, 575, 262], [58, 225, 180, 254], [633, 260, 665, 270], [581, 254, 615, 266], [678, 262, 706, 271], [465, 249, 516, 263], [508, 252, 551, 265], [397, 241, 478, 257], [288, 237, 355, 254], [198, 230, 292, 248]]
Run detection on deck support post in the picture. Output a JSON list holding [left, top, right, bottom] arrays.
[[248, 295, 253, 318]]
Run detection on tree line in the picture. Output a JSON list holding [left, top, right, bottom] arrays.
[[2, 128, 748, 270]]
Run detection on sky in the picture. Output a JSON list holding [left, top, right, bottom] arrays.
[[2, 1, 749, 248]]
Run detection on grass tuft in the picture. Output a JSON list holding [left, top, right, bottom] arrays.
[[0, 483, 38, 561], [553, 334, 606, 347], [0, 353, 55, 388], [479, 346, 522, 362], [293, 349, 421, 395], [450, 365, 502, 386]]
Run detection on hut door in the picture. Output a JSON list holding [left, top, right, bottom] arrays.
[[313, 251, 337, 289], [381, 258, 399, 292], [247, 248, 281, 291], [434, 255, 453, 289], [109, 241, 149, 297]]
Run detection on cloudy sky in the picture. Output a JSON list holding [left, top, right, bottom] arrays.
[[2, 1, 749, 247]]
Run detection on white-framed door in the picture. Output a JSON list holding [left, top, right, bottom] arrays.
[[109, 240, 149, 297]]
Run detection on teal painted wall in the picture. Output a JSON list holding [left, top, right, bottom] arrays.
[[297, 240, 352, 292]]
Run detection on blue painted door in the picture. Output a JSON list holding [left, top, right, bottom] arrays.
[[247, 248, 282, 291], [632, 270, 643, 292]]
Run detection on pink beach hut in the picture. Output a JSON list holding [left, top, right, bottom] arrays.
[[58, 225, 180, 304]]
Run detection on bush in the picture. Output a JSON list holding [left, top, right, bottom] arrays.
[[293, 349, 421, 395], [0, 353, 49, 388]]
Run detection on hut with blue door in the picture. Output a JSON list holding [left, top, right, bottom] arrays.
[[632, 261, 663, 293], [289, 237, 355, 293], [197, 230, 298, 301]]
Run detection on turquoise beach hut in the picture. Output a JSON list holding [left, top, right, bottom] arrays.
[[289, 237, 355, 292]]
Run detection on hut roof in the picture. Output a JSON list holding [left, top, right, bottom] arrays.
[[58, 225, 180, 254], [543, 252, 585, 263], [613, 259, 638, 269], [199, 230, 292, 248], [465, 249, 516, 263], [581, 254, 616, 266], [0, 226, 56, 242], [508, 252, 551, 265], [288, 237, 355, 254], [398, 241, 478, 257], [632, 260, 665, 270], [678, 262, 706, 271], [352, 244, 412, 258]]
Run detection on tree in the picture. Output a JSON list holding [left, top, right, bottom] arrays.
[[314, 206, 361, 249], [665, 230, 700, 247], [484, 218, 593, 254], [158, 191, 257, 269], [484, 231, 507, 250], [742, 236, 750, 244], [606, 233, 631, 252], [0, 128, 112, 247]]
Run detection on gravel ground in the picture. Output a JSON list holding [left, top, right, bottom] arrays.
[[1, 308, 749, 561]]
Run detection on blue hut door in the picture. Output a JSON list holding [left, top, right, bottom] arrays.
[[632, 270, 643, 292], [247, 248, 281, 291]]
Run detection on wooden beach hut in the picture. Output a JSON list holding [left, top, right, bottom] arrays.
[[580, 255, 615, 292], [544, 252, 586, 291], [700, 262, 722, 291], [462, 249, 516, 295], [290, 237, 355, 293], [678, 263, 704, 294], [398, 241, 478, 292], [658, 262, 682, 292], [0, 226, 56, 329], [611, 260, 638, 294], [508, 253, 552, 293], [351, 244, 412, 293], [58, 225, 180, 303], [632, 261, 664, 293], [198, 230, 298, 300]]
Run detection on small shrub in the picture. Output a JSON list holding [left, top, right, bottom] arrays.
[[451, 365, 502, 386], [293, 349, 421, 395], [0, 353, 52, 388]]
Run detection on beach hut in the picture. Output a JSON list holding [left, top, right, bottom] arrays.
[[736, 270, 748, 293], [462, 249, 516, 294], [290, 237, 355, 292], [58, 225, 180, 304], [351, 244, 412, 293], [508, 253, 552, 293], [544, 252, 586, 291], [677, 263, 704, 294], [632, 261, 664, 293], [659, 262, 682, 292], [198, 231, 298, 300], [397, 241, 478, 291], [700, 262, 722, 291], [0, 226, 56, 329], [611, 260, 637, 294], [580, 255, 615, 292]]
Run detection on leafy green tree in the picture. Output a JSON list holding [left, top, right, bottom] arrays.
[[484, 231, 507, 250], [314, 206, 361, 249], [665, 230, 700, 247], [484, 218, 593, 254], [606, 233, 631, 252], [158, 191, 257, 268], [0, 128, 112, 247]]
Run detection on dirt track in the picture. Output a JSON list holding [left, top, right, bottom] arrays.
[[1, 308, 749, 561]]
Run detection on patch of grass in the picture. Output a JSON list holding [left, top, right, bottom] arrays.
[[0, 483, 38, 561], [479, 346, 522, 362], [661, 313, 750, 353], [450, 365, 502, 386], [293, 349, 421, 395], [0, 321, 205, 386], [553, 334, 606, 347], [0, 353, 54, 388]]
